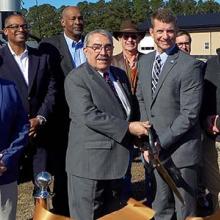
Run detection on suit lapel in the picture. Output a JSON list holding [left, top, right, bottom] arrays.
[[85, 64, 117, 106], [3, 46, 28, 90], [141, 52, 155, 108], [86, 64, 128, 118], [111, 67, 129, 95], [111, 68, 131, 113], [151, 50, 179, 107], [28, 47, 39, 94], [59, 34, 74, 75], [117, 53, 126, 71]]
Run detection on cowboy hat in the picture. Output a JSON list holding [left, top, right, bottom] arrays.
[[113, 20, 146, 40]]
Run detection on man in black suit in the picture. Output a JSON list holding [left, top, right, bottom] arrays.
[[0, 14, 56, 186], [39, 6, 85, 216]]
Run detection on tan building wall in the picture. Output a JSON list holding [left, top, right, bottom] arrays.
[[113, 37, 122, 55], [189, 30, 220, 56]]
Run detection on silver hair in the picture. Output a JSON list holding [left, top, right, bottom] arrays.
[[84, 29, 113, 48]]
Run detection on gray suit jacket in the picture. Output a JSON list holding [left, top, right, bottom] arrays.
[[65, 62, 133, 179], [136, 47, 203, 168]]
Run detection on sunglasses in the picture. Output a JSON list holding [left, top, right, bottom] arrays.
[[122, 33, 138, 40]]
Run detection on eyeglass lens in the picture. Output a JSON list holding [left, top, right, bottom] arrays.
[[88, 44, 113, 52]]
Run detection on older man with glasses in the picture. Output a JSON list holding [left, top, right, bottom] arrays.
[[64, 29, 150, 220]]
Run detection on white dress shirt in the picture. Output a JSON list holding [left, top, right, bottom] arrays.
[[8, 43, 29, 85]]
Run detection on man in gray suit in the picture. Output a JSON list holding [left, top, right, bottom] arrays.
[[136, 9, 203, 220], [65, 29, 149, 220]]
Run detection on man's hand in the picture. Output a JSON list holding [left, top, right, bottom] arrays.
[[0, 154, 7, 175], [206, 115, 220, 135], [142, 141, 161, 163], [143, 150, 153, 163], [128, 121, 151, 137], [29, 117, 41, 137]]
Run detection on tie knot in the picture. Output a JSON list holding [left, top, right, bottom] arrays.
[[103, 72, 110, 81], [156, 55, 161, 63]]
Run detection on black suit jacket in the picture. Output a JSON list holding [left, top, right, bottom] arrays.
[[0, 44, 56, 181], [38, 33, 76, 174], [39, 33, 86, 140], [39, 33, 74, 77], [0, 45, 56, 135]]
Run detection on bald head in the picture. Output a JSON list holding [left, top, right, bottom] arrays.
[[62, 6, 80, 18], [61, 6, 84, 41]]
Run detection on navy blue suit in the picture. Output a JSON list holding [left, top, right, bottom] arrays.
[[0, 79, 28, 185], [0, 45, 56, 182]]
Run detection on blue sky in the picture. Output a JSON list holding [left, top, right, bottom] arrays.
[[23, 0, 99, 9], [22, 0, 220, 9]]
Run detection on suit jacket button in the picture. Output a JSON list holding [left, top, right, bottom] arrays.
[[151, 114, 154, 117], [28, 96, 31, 101]]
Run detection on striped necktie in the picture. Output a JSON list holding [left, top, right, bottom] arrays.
[[152, 55, 162, 94]]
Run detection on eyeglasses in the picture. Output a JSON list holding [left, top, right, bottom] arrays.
[[5, 24, 30, 30], [86, 44, 114, 53], [176, 42, 190, 47], [122, 33, 138, 40]]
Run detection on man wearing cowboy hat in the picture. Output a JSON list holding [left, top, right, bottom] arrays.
[[112, 20, 146, 201], [112, 20, 145, 95]]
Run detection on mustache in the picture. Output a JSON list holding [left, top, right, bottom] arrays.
[[97, 56, 110, 60]]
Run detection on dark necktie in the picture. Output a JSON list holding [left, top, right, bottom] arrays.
[[103, 72, 118, 97], [152, 55, 162, 94], [103, 72, 126, 115]]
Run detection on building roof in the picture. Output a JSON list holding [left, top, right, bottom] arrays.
[[139, 13, 220, 32]]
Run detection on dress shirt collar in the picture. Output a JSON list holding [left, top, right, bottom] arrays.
[[155, 51, 168, 67], [64, 32, 83, 48], [98, 69, 114, 80], [155, 44, 177, 66], [7, 43, 28, 57]]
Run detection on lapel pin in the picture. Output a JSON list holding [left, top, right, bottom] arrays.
[[170, 60, 174, 64]]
